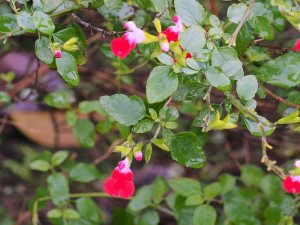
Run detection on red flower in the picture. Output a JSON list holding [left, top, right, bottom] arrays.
[[104, 158, 135, 198], [162, 27, 180, 43], [282, 176, 300, 194], [294, 38, 300, 52], [111, 21, 145, 58], [162, 15, 183, 43], [135, 151, 143, 161]]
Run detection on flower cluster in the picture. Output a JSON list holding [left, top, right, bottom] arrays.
[[110, 15, 191, 62], [282, 160, 300, 194]]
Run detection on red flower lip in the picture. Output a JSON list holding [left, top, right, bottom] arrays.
[[294, 38, 300, 52], [282, 176, 300, 194], [111, 34, 136, 59], [104, 159, 135, 198]]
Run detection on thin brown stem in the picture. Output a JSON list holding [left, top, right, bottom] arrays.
[[228, 0, 255, 47], [93, 138, 124, 165], [72, 13, 125, 36]]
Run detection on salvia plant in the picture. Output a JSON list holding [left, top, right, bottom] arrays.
[[1, 0, 300, 224]]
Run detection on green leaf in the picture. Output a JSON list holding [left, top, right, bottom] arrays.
[[218, 174, 236, 194], [96, 120, 113, 134], [132, 119, 153, 133], [47, 209, 62, 218], [35, 37, 53, 64], [44, 91, 72, 109], [100, 94, 146, 126], [277, 110, 300, 124], [56, 52, 80, 86], [152, 177, 168, 204], [253, 16, 274, 41], [151, 138, 169, 151], [104, 0, 123, 10], [159, 106, 179, 121], [212, 47, 239, 66], [17, 11, 35, 32], [157, 53, 174, 66], [137, 210, 159, 225], [227, 3, 247, 24], [256, 52, 300, 88], [128, 185, 152, 212], [174, 0, 205, 26], [0, 91, 11, 103], [168, 178, 201, 197], [185, 194, 204, 206], [145, 143, 152, 163], [193, 205, 217, 225], [146, 66, 178, 104], [152, 0, 168, 13], [32, 11, 55, 35], [51, 151, 69, 166], [236, 75, 258, 101], [0, 14, 18, 33], [180, 26, 206, 54], [70, 163, 100, 183], [241, 165, 264, 187], [30, 159, 51, 172], [203, 182, 222, 200], [73, 119, 95, 148], [205, 67, 231, 92], [222, 59, 243, 78], [170, 132, 206, 168], [76, 197, 102, 224], [47, 173, 69, 206], [79, 100, 105, 115], [63, 209, 80, 220], [244, 115, 275, 137]]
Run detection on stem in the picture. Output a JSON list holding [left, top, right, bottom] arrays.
[[260, 83, 300, 109], [228, 0, 255, 47], [154, 205, 175, 217], [32, 192, 114, 225], [259, 125, 286, 179], [203, 86, 212, 132]]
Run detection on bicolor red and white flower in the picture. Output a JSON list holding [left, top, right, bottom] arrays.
[[111, 21, 146, 59], [162, 15, 184, 43], [283, 175, 300, 194], [103, 158, 135, 198]]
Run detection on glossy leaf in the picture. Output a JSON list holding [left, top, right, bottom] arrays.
[[100, 94, 146, 126]]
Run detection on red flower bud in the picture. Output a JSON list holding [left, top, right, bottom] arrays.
[[54, 49, 62, 58], [135, 151, 143, 161]]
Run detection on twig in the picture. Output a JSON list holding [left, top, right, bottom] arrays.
[[93, 138, 124, 165], [256, 44, 294, 52], [15, 211, 31, 225], [21, 58, 40, 101], [72, 13, 125, 36], [228, 0, 255, 47], [259, 125, 286, 179], [203, 86, 212, 132], [0, 115, 8, 134], [209, 0, 218, 16], [260, 83, 300, 109], [225, 142, 241, 169]]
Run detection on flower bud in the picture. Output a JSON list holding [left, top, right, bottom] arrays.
[[135, 151, 143, 161], [54, 49, 62, 58]]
